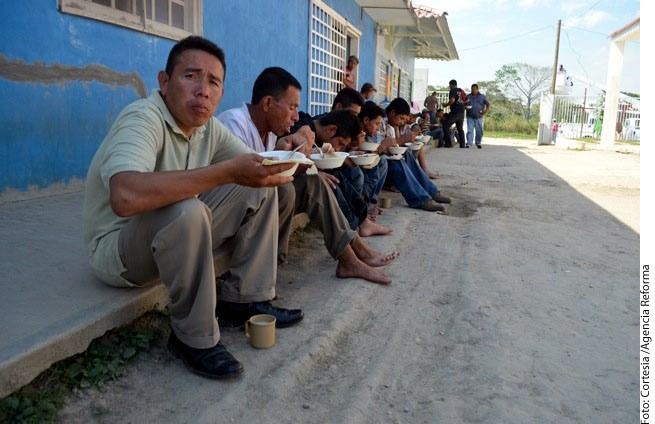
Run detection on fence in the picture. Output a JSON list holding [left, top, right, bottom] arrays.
[[551, 94, 640, 141]]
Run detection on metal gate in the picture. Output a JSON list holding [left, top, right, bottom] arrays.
[[552, 94, 640, 141]]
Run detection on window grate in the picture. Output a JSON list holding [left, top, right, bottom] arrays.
[[308, 1, 351, 116]]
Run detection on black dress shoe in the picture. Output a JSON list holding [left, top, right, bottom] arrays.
[[167, 332, 243, 379], [217, 300, 304, 328]]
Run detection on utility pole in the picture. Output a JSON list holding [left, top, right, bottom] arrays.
[[550, 19, 561, 94]]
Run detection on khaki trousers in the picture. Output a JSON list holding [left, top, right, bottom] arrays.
[[118, 184, 278, 349], [277, 174, 355, 261]]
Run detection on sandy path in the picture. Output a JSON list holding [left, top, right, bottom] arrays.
[[60, 139, 639, 423]]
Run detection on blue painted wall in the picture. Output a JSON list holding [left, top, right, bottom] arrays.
[[0, 0, 377, 193], [208, 0, 312, 113], [0, 1, 172, 193]]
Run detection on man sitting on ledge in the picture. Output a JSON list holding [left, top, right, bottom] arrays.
[[83, 36, 303, 380], [218, 67, 398, 286]]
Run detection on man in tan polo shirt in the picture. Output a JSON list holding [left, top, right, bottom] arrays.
[[83, 36, 303, 379]]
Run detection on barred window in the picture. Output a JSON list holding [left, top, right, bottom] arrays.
[[308, 0, 360, 116], [378, 61, 389, 100]]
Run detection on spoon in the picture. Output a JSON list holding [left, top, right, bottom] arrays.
[[285, 141, 306, 160]]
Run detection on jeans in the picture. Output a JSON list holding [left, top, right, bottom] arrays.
[[430, 127, 445, 147], [466, 116, 484, 146], [330, 166, 368, 230], [385, 151, 438, 208], [361, 155, 388, 205]]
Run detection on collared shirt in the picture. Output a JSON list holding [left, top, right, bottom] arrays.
[[83, 90, 251, 287], [466, 93, 490, 119], [218, 103, 277, 152]]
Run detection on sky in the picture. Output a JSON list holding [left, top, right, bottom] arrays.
[[412, 0, 641, 96]]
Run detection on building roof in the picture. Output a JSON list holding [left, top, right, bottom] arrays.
[[609, 17, 640, 42], [355, 0, 459, 61]]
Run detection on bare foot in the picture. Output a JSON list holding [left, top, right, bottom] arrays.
[[368, 204, 383, 216], [337, 247, 392, 285], [423, 168, 440, 179], [351, 235, 399, 267], [358, 218, 393, 237]]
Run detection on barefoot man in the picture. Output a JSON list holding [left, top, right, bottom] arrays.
[[219, 67, 398, 285]]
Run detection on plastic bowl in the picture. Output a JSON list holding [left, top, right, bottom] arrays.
[[348, 153, 378, 166], [404, 142, 423, 151], [389, 146, 407, 155], [358, 141, 380, 152], [310, 151, 349, 169], [259, 151, 307, 177], [417, 135, 432, 144]]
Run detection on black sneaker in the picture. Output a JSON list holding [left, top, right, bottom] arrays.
[[217, 300, 304, 328], [167, 332, 244, 379], [477, 144, 482, 149]]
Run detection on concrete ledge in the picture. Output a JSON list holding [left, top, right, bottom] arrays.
[[0, 190, 309, 397]]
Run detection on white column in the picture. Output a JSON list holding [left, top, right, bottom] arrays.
[[600, 39, 625, 148]]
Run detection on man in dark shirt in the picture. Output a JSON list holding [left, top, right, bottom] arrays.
[[443, 79, 468, 148]]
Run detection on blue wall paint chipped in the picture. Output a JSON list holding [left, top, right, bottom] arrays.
[[0, 0, 378, 193]]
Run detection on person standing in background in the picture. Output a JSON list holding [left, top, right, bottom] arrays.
[[465, 84, 490, 149], [343, 55, 358, 89], [443, 80, 468, 148], [423, 91, 439, 124], [551, 119, 559, 143]]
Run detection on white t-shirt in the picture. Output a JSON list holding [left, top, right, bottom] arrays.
[[218, 103, 277, 152]]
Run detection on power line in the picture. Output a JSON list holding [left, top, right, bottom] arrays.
[[562, 28, 591, 81], [458, 25, 553, 52]]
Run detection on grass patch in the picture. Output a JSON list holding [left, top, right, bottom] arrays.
[[485, 130, 536, 140], [0, 309, 169, 423]]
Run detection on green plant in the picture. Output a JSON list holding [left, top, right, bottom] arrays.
[[0, 310, 168, 423]]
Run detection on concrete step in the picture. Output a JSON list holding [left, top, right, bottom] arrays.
[[0, 189, 308, 397]]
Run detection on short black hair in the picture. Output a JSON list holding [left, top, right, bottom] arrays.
[[360, 82, 376, 93], [385, 98, 411, 116], [358, 101, 385, 121], [317, 109, 361, 141], [471, 83, 479, 90], [166, 36, 226, 78], [332, 87, 365, 110], [251, 67, 302, 105], [449, 79, 457, 86]]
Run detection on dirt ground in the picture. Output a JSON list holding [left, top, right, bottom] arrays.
[[59, 138, 640, 423]]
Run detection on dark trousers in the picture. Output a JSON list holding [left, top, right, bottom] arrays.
[[444, 111, 465, 148]]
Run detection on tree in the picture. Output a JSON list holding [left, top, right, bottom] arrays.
[[494, 63, 551, 121]]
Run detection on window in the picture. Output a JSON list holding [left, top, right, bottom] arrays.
[[59, 0, 202, 41], [308, 0, 360, 116], [378, 61, 389, 100], [399, 70, 411, 102]]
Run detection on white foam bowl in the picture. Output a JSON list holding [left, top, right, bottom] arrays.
[[417, 135, 432, 143], [404, 142, 423, 151], [389, 146, 407, 155], [348, 153, 378, 166], [358, 141, 380, 152], [310, 151, 349, 169], [259, 151, 307, 177]]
